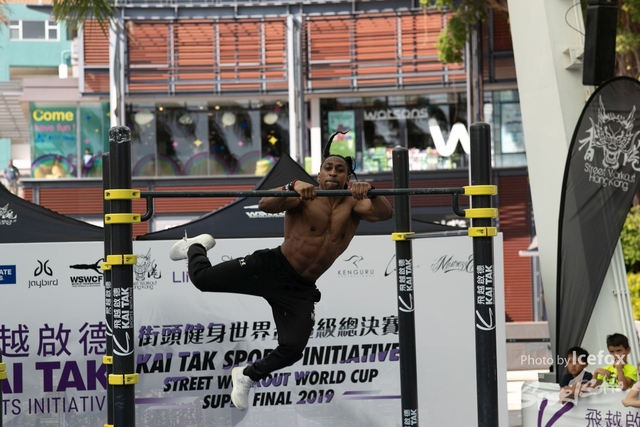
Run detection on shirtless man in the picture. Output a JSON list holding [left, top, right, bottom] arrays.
[[169, 147, 393, 411]]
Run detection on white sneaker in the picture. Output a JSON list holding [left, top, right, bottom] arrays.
[[231, 366, 255, 411], [169, 234, 216, 261]]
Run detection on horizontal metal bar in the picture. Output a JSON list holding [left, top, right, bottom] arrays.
[[139, 188, 465, 199], [403, 230, 469, 239], [505, 338, 550, 344]]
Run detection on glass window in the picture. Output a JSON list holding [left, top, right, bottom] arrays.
[[22, 21, 46, 40], [126, 101, 289, 178], [9, 20, 60, 41], [79, 103, 110, 177], [30, 103, 78, 178], [29, 102, 110, 179], [486, 90, 527, 168], [47, 20, 58, 40], [9, 21, 19, 40], [321, 94, 468, 173]]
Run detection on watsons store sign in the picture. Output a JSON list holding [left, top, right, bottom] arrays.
[[363, 108, 429, 121]]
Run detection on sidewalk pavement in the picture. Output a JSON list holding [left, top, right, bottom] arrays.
[[507, 370, 548, 427]]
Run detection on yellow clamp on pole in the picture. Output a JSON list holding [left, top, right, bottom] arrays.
[[108, 373, 139, 386], [103, 356, 113, 365], [104, 189, 140, 200], [468, 227, 498, 237], [101, 261, 112, 271], [464, 208, 498, 219], [105, 424, 114, 427], [0, 362, 6, 381], [463, 185, 498, 196], [391, 232, 414, 241], [106, 254, 138, 266], [104, 213, 141, 224]]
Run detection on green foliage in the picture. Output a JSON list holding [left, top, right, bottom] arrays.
[[0, 0, 7, 26], [621, 0, 640, 23], [426, 0, 487, 65], [617, 30, 640, 58], [51, 0, 114, 32], [627, 273, 640, 320], [620, 208, 640, 320], [621, 206, 640, 272], [436, 15, 467, 64]]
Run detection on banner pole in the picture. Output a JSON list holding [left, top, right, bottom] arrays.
[[0, 348, 4, 427], [392, 146, 419, 427], [108, 127, 137, 427], [102, 153, 114, 427], [470, 122, 498, 427]]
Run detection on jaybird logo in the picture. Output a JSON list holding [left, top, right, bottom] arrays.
[[34, 260, 53, 277]]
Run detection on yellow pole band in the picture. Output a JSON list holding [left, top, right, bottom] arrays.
[[468, 227, 498, 237], [104, 189, 140, 200], [100, 262, 112, 271], [104, 213, 141, 224], [106, 254, 137, 265], [463, 185, 498, 196], [108, 373, 139, 385], [464, 208, 498, 218], [103, 355, 113, 365], [391, 232, 415, 241]]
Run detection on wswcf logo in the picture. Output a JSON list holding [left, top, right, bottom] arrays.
[[69, 258, 103, 288], [0, 265, 17, 285], [29, 260, 58, 288]]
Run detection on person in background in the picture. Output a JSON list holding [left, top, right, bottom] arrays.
[[593, 333, 637, 390], [83, 148, 94, 169], [2, 159, 20, 195], [559, 346, 593, 403]]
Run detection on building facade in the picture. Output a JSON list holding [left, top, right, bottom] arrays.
[[0, 0, 538, 322]]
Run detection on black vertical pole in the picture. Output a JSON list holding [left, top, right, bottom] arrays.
[[392, 146, 419, 427], [470, 122, 498, 427], [108, 126, 136, 427], [0, 348, 4, 427], [102, 153, 114, 427]]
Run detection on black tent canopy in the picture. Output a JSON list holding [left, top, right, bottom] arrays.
[[138, 154, 461, 240], [0, 184, 103, 243]]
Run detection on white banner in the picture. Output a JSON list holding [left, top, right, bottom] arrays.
[[521, 380, 640, 427], [0, 234, 506, 426]]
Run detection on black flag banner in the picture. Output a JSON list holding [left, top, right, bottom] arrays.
[[556, 77, 640, 379]]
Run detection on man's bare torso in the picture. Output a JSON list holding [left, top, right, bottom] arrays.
[[280, 196, 360, 281]]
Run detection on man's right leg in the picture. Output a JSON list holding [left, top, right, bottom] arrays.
[[186, 243, 268, 296]]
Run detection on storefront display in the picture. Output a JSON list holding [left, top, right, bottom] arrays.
[[29, 102, 110, 179], [126, 101, 289, 177], [321, 95, 469, 173]]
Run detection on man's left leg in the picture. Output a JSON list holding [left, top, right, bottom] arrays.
[[231, 296, 315, 410]]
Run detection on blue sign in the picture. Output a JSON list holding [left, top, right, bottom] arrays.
[[0, 265, 16, 284]]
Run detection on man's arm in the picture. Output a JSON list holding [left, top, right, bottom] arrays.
[[258, 180, 316, 213], [623, 389, 640, 407], [619, 363, 637, 391], [352, 182, 393, 222]]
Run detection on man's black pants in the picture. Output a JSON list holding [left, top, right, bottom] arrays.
[[187, 244, 321, 381]]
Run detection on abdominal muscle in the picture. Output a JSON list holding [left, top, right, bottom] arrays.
[[280, 198, 360, 281]]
